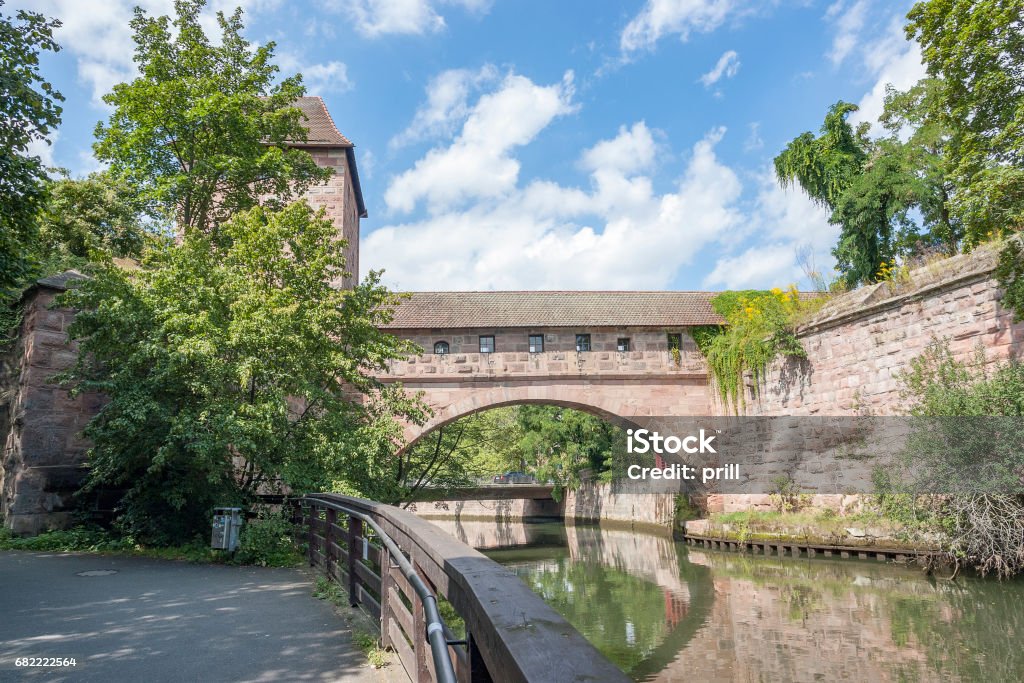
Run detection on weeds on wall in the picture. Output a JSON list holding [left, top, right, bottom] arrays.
[[692, 287, 813, 414], [995, 236, 1024, 322]]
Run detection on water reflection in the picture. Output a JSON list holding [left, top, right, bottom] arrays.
[[471, 522, 1024, 682]]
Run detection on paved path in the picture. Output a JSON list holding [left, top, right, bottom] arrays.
[[0, 551, 406, 683]]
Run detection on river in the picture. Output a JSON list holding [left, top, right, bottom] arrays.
[[428, 518, 1024, 682]]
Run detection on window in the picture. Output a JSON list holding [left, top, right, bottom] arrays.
[[617, 338, 630, 352], [667, 333, 682, 351], [575, 334, 591, 352], [479, 336, 495, 353], [529, 334, 544, 353], [433, 341, 449, 355]]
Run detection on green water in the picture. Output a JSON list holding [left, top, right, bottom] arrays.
[[476, 522, 1024, 682]]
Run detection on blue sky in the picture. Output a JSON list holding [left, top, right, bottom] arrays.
[[23, 0, 925, 292]]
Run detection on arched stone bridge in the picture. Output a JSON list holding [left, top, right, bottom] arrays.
[[374, 291, 722, 448]]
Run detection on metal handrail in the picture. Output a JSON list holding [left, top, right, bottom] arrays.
[[301, 495, 458, 683]]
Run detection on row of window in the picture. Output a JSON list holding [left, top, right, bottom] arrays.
[[432, 333, 684, 355]]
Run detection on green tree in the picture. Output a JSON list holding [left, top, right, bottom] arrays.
[[828, 141, 921, 285], [879, 79, 961, 255], [36, 171, 157, 275], [516, 406, 623, 491], [774, 102, 907, 287], [60, 202, 422, 543], [906, 0, 1024, 243], [0, 2, 63, 298], [339, 408, 525, 506], [94, 0, 330, 236], [774, 101, 868, 211]]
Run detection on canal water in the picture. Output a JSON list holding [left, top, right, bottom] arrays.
[[429, 519, 1024, 682]]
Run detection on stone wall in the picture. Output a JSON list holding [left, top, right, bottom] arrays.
[[751, 242, 1024, 416], [565, 480, 676, 533], [1, 279, 99, 534], [301, 145, 360, 288], [409, 497, 563, 523], [385, 326, 706, 381]]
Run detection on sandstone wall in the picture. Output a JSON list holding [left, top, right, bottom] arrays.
[[1, 280, 100, 534], [752, 243, 1024, 416], [301, 146, 360, 289], [565, 480, 676, 532], [385, 326, 706, 381]]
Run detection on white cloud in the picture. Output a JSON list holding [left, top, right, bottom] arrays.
[[851, 18, 926, 132], [620, 0, 764, 53], [389, 65, 499, 149], [744, 121, 764, 151], [325, 0, 490, 37], [24, 0, 280, 106], [579, 122, 657, 176], [26, 131, 59, 169], [365, 87, 745, 291], [699, 49, 740, 86], [826, 0, 868, 66], [703, 244, 804, 289], [299, 61, 354, 94], [703, 168, 836, 289], [384, 71, 578, 214]]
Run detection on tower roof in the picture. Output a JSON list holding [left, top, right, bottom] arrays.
[[292, 96, 353, 146], [290, 96, 367, 218]]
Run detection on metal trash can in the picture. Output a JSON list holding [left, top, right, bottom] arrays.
[[211, 507, 243, 551]]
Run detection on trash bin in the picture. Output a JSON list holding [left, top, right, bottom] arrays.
[[211, 507, 243, 551]]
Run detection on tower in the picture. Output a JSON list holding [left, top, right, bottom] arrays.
[[291, 96, 366, 288]]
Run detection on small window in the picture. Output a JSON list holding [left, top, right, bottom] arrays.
[[433, 341, 449, 355], [575, 334, 591, 352], [617, 338, 630, 352], [667, 333, 682, 351], [529, 334, 544, 353], [479, 336, 495, 354]]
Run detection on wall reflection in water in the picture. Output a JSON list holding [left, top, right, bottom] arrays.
[[444, 520, 1024, 682]]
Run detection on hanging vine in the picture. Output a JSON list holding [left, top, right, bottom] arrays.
[[694, 287, 809, 414]]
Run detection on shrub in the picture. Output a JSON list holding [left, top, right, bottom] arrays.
[[891, 338, 1024, 577], [233, 508, 302, 567]]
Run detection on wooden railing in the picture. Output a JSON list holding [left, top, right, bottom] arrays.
[[296, 493, 629, 683]]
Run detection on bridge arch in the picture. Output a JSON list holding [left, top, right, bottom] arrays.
[[398, 377, 710, 452]]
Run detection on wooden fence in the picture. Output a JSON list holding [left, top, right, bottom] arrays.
[[296, 493, 628, 683]]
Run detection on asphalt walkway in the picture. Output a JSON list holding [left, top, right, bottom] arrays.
[[0, 551, 405, 683]]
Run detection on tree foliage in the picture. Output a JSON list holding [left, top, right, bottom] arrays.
[[0, 2, 63, 298], [907, 0, 1024, 242], [516, 405, 623, 492], [36, 171, 157, 275], [336, 408, 526, 506], [94, 0, 330, 236], [60, 202, 423, 543]]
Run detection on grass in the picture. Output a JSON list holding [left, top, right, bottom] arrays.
[[352, 630, 389, 669], [707, 508, 910, 542]]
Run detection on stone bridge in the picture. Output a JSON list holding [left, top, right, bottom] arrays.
[[374, 291, 722, 449]]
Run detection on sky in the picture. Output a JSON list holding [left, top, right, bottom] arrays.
[[21, 0, 926, 292]]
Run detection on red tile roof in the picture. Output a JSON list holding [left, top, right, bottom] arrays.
[[382, 291, 725, 329], [292, 96, 352, 146]]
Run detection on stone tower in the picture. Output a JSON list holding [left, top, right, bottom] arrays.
[[291, 96, 366, 288]]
